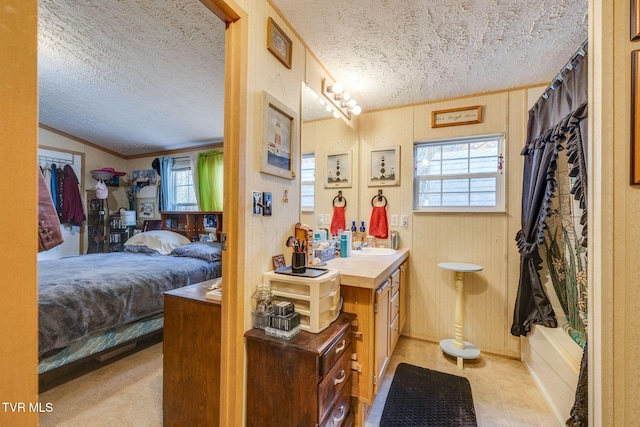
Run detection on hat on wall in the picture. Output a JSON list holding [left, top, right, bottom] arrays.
[[152, 158, 161, 176], [95, 180, 108, 199], [91, 167, 126, 177]]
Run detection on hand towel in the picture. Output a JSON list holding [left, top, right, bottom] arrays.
[[330, 206, 346, 236], [369, 205, 389, 239]]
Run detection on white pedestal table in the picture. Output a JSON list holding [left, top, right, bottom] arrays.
[[438, 262, 483, 369]]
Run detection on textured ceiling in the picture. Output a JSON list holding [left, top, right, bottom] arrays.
[[275, 0, 588, 112], [38, 0, 225, 157], [38, 0, 588, 156]]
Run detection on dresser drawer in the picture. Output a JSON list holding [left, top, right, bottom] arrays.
[[318, 345, 351, 423], [390, 268, 400, 296], [320, 329, 352, 377], [320, 378, 352, 427]]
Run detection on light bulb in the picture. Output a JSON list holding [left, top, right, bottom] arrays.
[[350, 105, 362, 115], [330, 82, 344, 94], [347, 99, 357, 108], [342, 91, 351, 101]]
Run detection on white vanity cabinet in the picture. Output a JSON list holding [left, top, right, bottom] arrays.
[[325, 250, 409, 427]]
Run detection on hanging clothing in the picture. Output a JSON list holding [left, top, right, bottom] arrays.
[[60, 164, 86, 226], [369, 205, 388, 239], [330, 206, 346, 236], [38, 166, 64, 252], [50, 163, 59, 213]]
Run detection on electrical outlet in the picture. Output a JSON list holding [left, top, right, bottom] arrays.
[[324, 213, 331, 225], [317, 214, 324, 226], [401, 215, 409, 227], [262, 192, 272, 216], [390, 214, 399, 227], [252, 191, 262, 215]]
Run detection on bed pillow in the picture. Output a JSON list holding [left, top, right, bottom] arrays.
[[123, 230, 191, 255], [170, 241, 222, 262]]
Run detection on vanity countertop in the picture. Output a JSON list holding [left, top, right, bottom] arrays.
[[325, 247, 409, 289]]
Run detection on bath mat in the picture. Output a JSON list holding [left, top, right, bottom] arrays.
[[380, 363, 477, 427]]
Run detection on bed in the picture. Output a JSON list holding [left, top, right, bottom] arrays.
[[37, 230, 223, 382]]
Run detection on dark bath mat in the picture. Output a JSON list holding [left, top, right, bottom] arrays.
[[380, 363, 477, 427]]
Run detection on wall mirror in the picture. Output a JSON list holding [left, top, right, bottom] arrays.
[[300, 83, 360, 234]]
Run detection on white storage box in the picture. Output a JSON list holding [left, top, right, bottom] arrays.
[[263, 269, 341, 333]]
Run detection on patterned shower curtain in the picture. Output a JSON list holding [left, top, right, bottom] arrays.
[[543, 153, 588, 348]]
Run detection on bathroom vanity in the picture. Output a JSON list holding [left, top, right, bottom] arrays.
[[325, 248, 409, 426]]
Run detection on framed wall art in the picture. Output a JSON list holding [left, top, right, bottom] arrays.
[[368, 145, 400, 186], [632, 51, 640, 184], [261, 92, 297, 180], [267, 17, 292, 69], [137, 199, 156, 219], [325, 150, 352, 188], [431, 105, 482, 128]]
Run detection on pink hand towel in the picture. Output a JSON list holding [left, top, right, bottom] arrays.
[[330, 206, 346, 236], [369, 206, 388, 239]]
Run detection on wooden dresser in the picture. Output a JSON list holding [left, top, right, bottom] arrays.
[[245, 312, 356, 427], [163, 282, 221, 426]]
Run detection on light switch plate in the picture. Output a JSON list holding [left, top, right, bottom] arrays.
[[317, 214, 324, 225], [262, 192, 272, 216], [390, 214, 399, 227], [401, 215, 409, 227], [324, 213, 331, 225], [252, 191, 262, 215]]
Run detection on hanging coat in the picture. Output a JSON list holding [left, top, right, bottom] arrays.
[[60, 164, 86, 226]]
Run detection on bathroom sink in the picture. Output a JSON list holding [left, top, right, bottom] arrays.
[[353, 247, 397, 256]]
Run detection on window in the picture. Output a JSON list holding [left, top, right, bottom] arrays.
[[301, 152, 315, 211], [413, 134, 505, 212], [172, 157, 198, 211]]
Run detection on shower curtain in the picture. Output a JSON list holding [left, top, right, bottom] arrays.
[[511, 42, 588, 338], [511, 40, 588, 426]]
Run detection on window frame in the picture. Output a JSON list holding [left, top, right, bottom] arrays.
[[171, 157, 198, 211], [300, 152, 315, 212], [413, 134, 506, 213]]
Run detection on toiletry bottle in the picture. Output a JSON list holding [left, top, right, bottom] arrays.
[[340, 234, 348, 258], [351, 221, 357, 232], [360, 221, 366, 233]]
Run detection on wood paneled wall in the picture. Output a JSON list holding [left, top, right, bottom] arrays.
[[357, 89, 539, 358]]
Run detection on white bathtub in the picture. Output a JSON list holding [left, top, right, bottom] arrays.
[[521, 323, 583, 425]]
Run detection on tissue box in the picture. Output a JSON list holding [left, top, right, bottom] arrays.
[[314, 247, 335, 262]]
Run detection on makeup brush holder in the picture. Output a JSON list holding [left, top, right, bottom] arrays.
[[291, 252, 307, 274]]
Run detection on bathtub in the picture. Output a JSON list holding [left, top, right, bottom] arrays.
[[521, 323, 583, 425]]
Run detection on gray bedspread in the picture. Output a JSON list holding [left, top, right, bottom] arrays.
[[38, 252, 221, 356]]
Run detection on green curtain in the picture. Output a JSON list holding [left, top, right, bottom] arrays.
[[196, 150, 223, 211]]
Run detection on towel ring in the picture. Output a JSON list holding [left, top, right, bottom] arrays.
[[371, 193, 388, 207], [333, 193, 347, 208]]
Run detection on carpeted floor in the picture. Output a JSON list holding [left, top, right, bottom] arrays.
[[39, 343, 163, 427], [380, 363, 477, 426]]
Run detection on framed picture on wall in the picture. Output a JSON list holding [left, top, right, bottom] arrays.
[[368, 145, 400, 186], [267, 17, 292, 69], [431, 105, 482, 128], [137, 199, 156, 219], [261, 91, 297, 180], [325, 150, 352, 188]]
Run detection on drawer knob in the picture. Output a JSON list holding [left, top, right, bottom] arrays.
[[335, 339, 346, 354], [332, 405, 346, 424], [333, 369, 346, 385]]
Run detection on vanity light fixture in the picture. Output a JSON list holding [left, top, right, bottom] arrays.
[[322, 78, 362, 120]]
